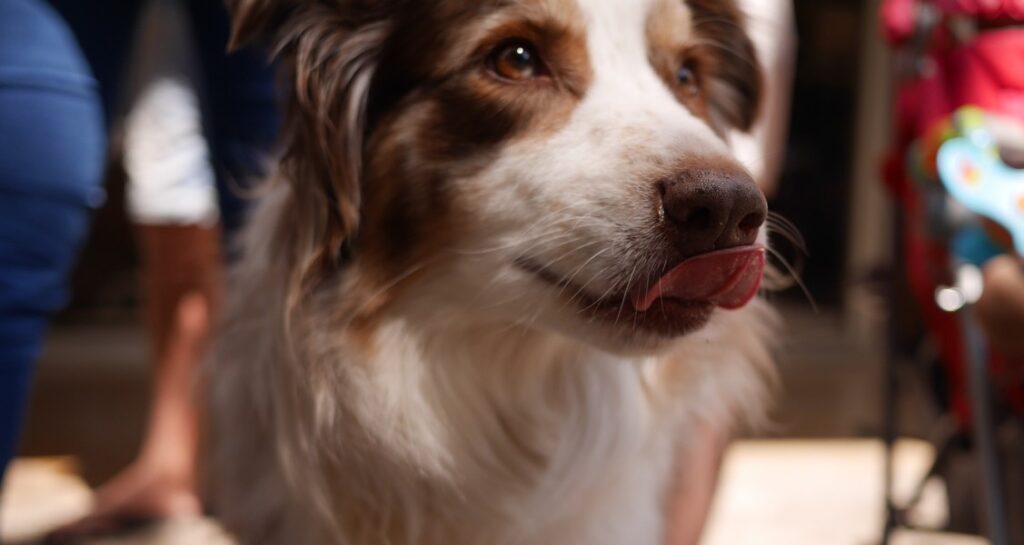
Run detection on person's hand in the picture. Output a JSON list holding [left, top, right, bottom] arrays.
[[975, 255, 1024, 357]]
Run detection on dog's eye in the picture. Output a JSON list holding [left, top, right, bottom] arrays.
[[490, 40, 542, 81], [676, 63, 699, 93]]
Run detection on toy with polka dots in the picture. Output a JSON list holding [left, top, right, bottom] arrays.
[[935, 107, 1024, 255]]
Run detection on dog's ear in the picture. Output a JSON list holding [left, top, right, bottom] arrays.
[[225, 0, 298, 50], [686, 0, 763, 132], [231, 0, 392, 272]]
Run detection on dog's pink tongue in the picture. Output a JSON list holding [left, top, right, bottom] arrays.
[[633, 246, 766, 312]]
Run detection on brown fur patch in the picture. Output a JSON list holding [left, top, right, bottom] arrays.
[[372, 0, 592, 162], [647, 1, 712, 122], [225, 0, 594, 312], [354, 0, 593, 283], [647, 0, 762, 133], [683, 0, 763, 131], [359, 119, 458, 276]]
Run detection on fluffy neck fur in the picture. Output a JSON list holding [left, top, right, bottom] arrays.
[[209, 184, 777, 545]]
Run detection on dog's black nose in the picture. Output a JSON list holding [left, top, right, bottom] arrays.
[[659, 166, 767, 257]]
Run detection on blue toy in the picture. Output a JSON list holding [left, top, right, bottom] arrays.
[[937, 109, 1024, 255]]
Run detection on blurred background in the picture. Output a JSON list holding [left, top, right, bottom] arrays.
[[1, 0, 1022, 544]]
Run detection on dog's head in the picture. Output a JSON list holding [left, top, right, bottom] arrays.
[[232, 0, 766, 352]]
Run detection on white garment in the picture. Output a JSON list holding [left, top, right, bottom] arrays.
[[123, 0, 218, 226], [124, 77, 219, 225]]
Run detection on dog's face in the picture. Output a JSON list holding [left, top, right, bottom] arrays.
[[233, 0, 766, 353]]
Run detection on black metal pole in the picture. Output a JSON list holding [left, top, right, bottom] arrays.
[[882, 209, 904, 545], [960, 306, 1010, 545]]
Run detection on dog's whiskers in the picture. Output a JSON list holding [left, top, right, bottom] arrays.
[[766, 212, 808, 254], [613, 261, 642, 326], [576, 265, 626, 314], [764, 246, 817, 312], [558, 247, 614, 304]]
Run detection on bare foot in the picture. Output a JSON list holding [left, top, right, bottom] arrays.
[[46, 460, 201, 542]]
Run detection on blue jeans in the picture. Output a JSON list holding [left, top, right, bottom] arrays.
[[0, 0, 106, 485]]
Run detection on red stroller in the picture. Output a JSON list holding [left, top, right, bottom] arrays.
[[880, 1, 1024, 544]]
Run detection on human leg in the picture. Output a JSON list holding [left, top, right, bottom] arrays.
[[0, 0, 105, 492], [49, 2, 224, 537], [663, 424, 729, 545]]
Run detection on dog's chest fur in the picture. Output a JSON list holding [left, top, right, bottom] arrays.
[[331, 321, 680, 545], [218, 325, 679, 545]]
